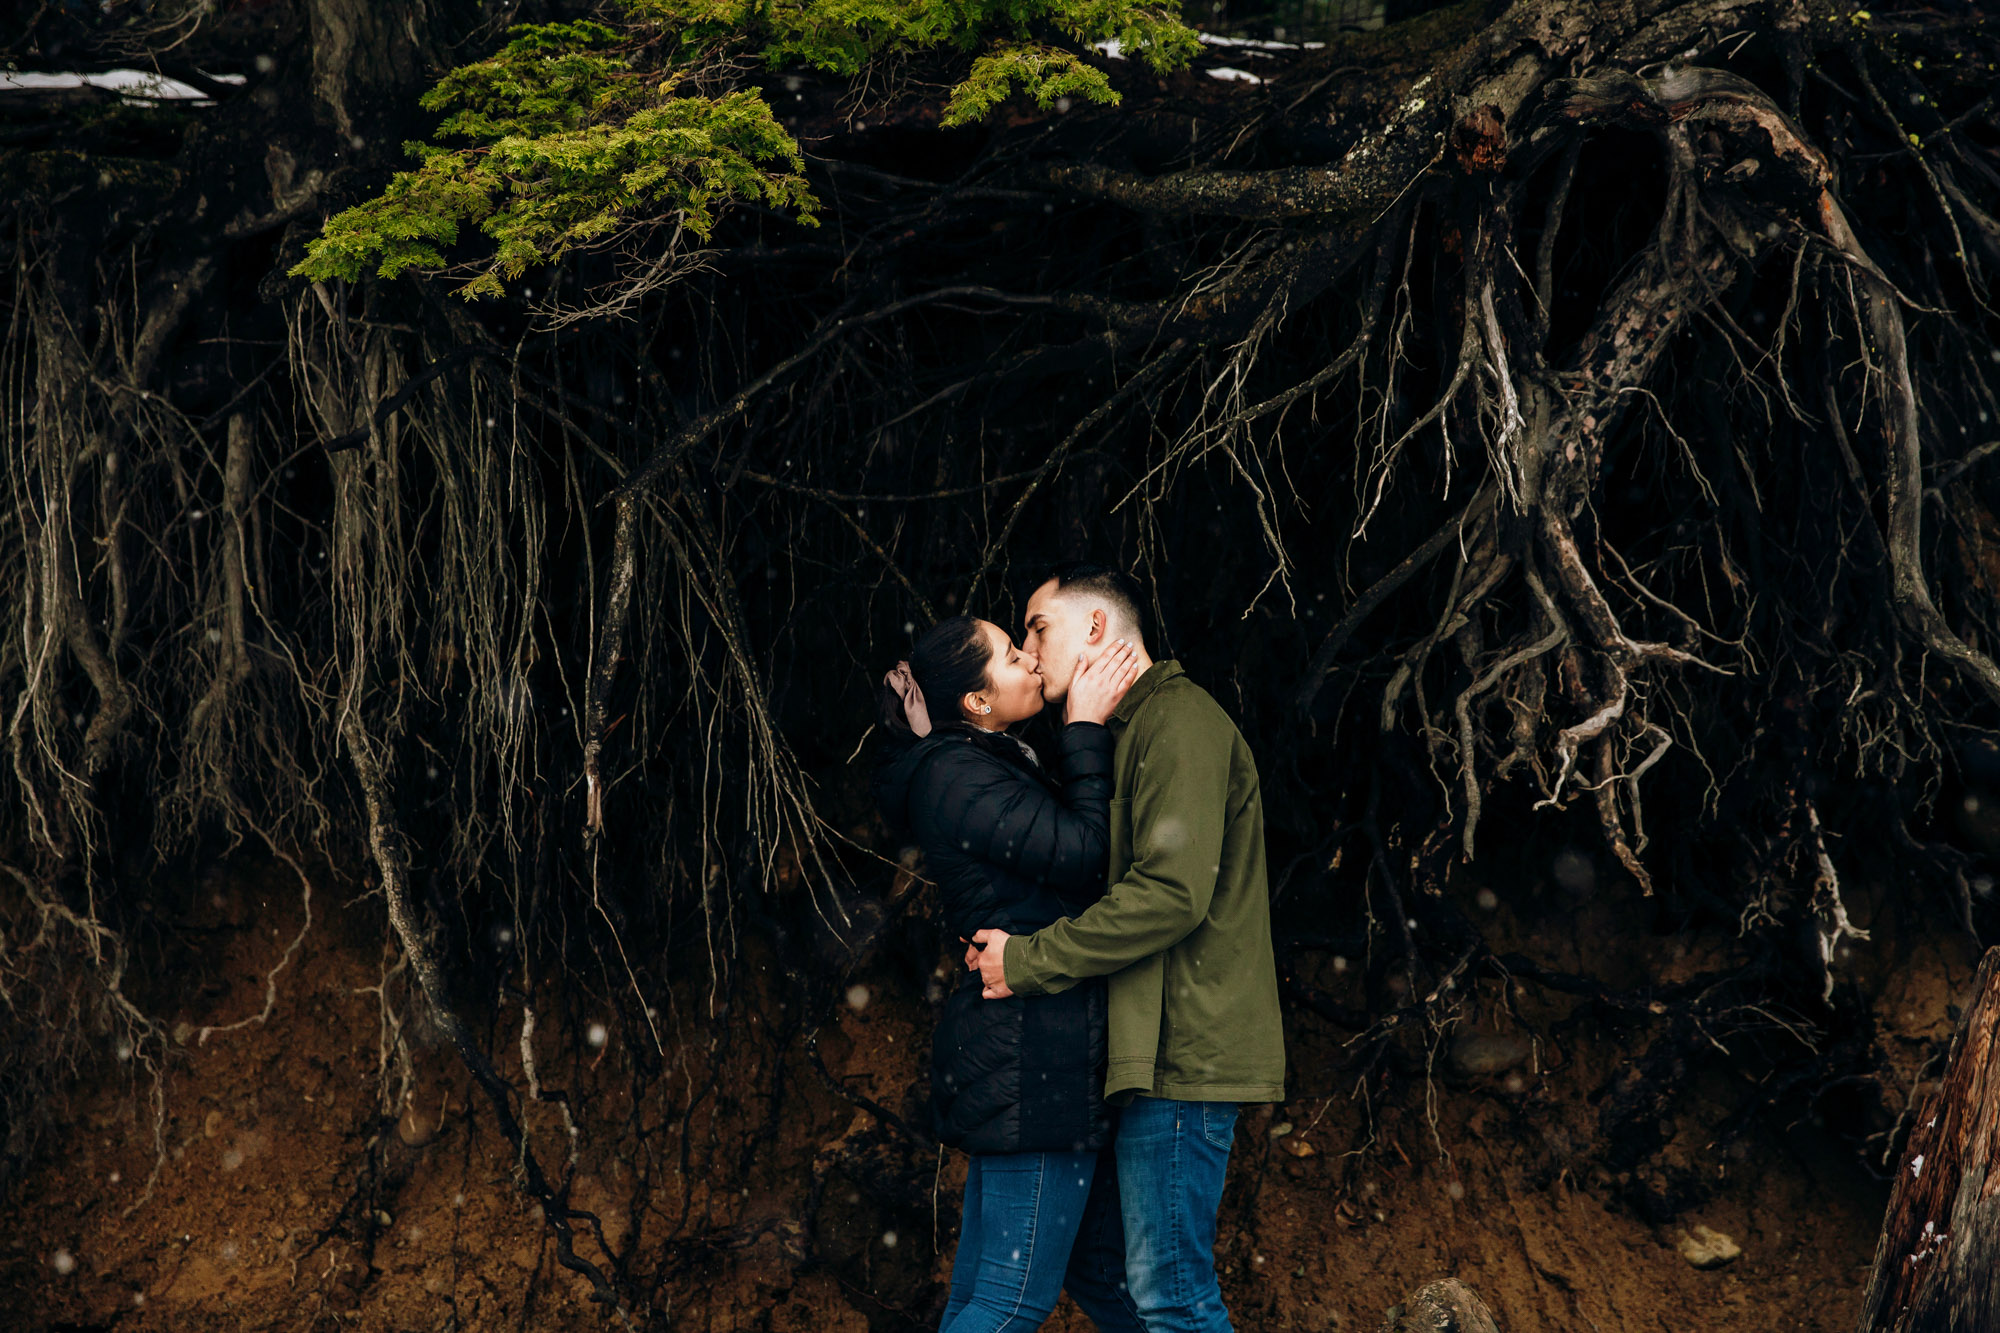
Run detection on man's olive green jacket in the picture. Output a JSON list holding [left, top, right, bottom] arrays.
[[1003, 660, 1286, 1103]]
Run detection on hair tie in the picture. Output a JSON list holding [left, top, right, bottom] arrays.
[[884, 660, 932, 738]]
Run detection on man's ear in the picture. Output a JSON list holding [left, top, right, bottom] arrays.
[[1086, 610, 1107, 645]]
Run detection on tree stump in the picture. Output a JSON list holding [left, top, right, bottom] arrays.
[[1381, 1278, 1502, 1333], [1858, 946, 2000, 1332]]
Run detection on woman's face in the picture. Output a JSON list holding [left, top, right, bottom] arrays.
[[964, 620, 1044, 728]]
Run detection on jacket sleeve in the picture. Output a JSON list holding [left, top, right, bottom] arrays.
[[1003, 699, 1231, 995], [1044, 722, 1117, 903], [908, 725, 1113, 895]]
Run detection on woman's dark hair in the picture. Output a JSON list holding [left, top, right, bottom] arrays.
[[879, 615, 993, 737]]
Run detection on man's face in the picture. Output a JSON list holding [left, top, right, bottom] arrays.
[[1021, 579, 1100, 703]]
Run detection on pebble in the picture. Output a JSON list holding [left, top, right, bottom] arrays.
[[1678, 1223, 1742, 1269], [396, 1103, 438, 1148]]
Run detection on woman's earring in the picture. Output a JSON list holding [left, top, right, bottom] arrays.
[[980, 704, 992, 714]]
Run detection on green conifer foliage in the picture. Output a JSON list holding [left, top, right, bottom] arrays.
[[943, 45, 1116, 124], [294, 0, 1196, 295], [293, 21, 816, 296], [628, 0, 1197, 80]]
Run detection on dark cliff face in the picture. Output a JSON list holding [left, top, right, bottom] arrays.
[[1, 0, 1999, 1323]]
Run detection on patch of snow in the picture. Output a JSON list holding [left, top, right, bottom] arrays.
[[1206, 67, 1264, 84], [0, 69, 215, 103], [1093, 39, 1126, 60], [1197, 33, 1325, 51]]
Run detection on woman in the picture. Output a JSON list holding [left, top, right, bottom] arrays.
[[875, 615, 1143, 1333]]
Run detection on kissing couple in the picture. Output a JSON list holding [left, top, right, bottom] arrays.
[[874, 563, 1286, 1333]]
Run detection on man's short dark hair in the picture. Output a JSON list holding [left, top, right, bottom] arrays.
[[1038, 561, 1151, 645]]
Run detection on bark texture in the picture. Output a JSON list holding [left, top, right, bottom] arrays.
[[1858, 948, 2000, 1333]]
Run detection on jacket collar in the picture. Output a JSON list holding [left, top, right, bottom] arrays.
[[1112, 659, 1183, 726]]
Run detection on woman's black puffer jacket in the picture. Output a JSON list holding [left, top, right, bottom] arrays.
[[875, 722, 1115, 1155]]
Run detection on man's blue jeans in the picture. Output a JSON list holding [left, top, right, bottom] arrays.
[[942, 1148, 1143, 1332], [1114, 1095, 1238, 1333]]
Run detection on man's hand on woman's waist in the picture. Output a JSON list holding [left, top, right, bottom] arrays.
[[970, 929, 1014, 999]]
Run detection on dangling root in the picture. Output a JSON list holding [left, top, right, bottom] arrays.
[[340, 704, 627, 1313]]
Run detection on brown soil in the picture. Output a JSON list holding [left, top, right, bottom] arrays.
[[0, 855, 1970, 1331]]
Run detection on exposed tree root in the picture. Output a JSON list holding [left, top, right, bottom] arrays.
[[4, 0, 2000, 1317], [340, 704, 626, 1313]]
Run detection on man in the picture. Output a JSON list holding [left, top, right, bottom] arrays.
[[971, 562, 1285, 1333]]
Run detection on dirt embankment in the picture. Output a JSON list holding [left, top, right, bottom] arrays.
[[0, 855, 1971, 1331]]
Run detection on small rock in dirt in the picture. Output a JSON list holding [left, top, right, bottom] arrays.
[[203, 1109, 225, 1139], [1381, 1278, 1501, 1333], [1448, 1032, 1534, 1077], [289, 1190, 308, 1210], [1678, 1224, 1741, 1269], [396, 1103, 438, 1147]]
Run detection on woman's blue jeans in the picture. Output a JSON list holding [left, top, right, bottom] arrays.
[[942, 1147, 1143, 1332]]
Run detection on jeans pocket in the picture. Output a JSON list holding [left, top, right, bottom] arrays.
[[1198, 1102, 1237, 1151]]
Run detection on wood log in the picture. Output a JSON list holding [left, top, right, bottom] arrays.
[[1381, 1278, 1502, 1333], [1858, 946, 2000, 1332]]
